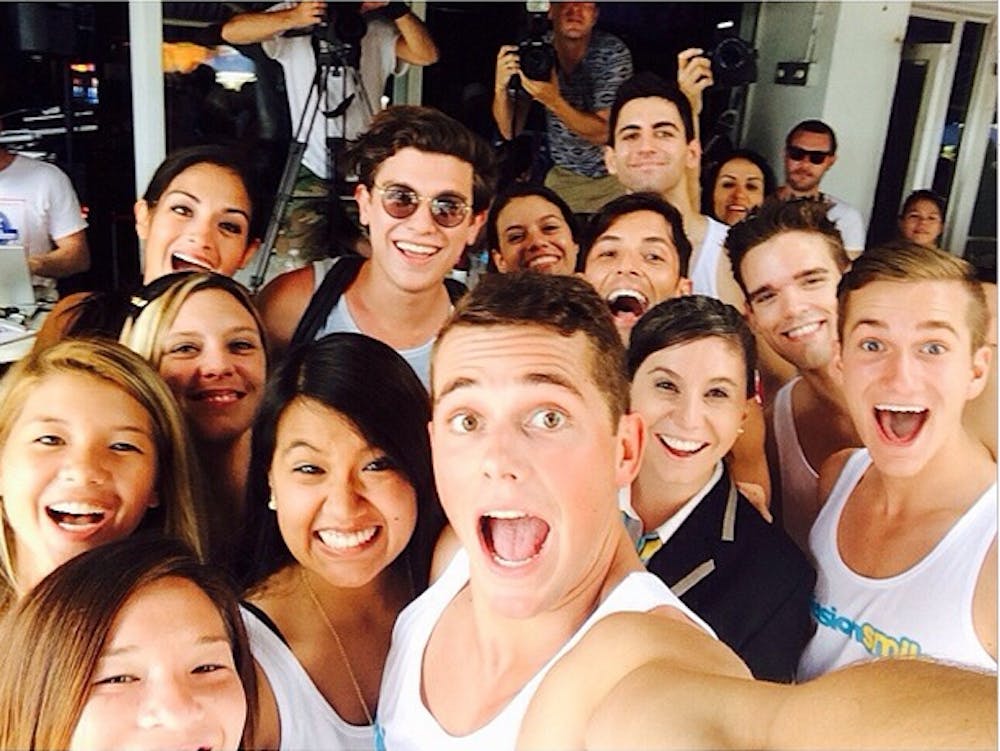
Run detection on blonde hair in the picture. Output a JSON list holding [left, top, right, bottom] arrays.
[[838, 242, 988, 351], [0, 339, 206, 603], [119, 271, 267, 370]]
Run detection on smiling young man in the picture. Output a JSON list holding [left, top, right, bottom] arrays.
[[799, 243, 996, 680], [726, 198, 858, 550], [602, 72, 743, 309], [256, 105, 495, 387], [374, 271, 995, 751]]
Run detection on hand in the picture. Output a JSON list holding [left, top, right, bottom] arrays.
[[520, 67, 561, 109], [27, 255, 41, 275], [677, 47, 713, 117], [290, 1, 326, 28], [360, 1, 388, 13], [495, 45, 522, 94]]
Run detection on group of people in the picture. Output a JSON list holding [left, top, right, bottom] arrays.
[[0, 2, 994, 750]]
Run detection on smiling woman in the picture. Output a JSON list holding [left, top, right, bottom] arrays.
[[120, 271, 267, 575], [0, 535, 256, 751], [0, 338, 205, 609]]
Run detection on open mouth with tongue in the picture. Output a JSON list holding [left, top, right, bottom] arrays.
[[480, 510, 550, 568], [171, 252, 217, 273], [606, 289, 649, 325], [46, 501, 107, 530], [874, 404, 929, 445]]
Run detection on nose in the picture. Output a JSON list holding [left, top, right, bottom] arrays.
[[731, 183, 748, 202], [198, 342, 235, 378], [672, 391, 702, 431], [136, 675, 205, 732], [777, 286, 809, 319], [480, 421, 524, 482], [883, 347, 918, 391], [405, 198, 440, 234], [58, 441, 109, 487], [320, 470, 368, 518]]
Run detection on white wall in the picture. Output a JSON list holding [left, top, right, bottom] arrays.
[[742, 1, 911, 227]]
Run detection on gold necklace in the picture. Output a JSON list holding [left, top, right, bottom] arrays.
[[299, 568, 375, 726]]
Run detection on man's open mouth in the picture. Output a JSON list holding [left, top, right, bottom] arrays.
[[874, 403, 929, 444], [480, 510, 549, 568], [606, 289, 649, 321]]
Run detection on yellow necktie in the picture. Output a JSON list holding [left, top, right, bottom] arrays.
[[637, 532, 663, 564]]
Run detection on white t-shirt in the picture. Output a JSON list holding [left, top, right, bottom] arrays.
[[824, 194, 866, 252], [0, 153, 87, 290], [262, 3, 406, 178]]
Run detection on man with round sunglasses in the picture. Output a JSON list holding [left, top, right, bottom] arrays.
[[256, 105, 496, 387], [775, 119, 866, 257]]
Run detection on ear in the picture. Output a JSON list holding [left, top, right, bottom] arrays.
[[685, 136, 702, 171], [493, 250, 509, 273], [613, 411, 646, 489], [464, 209, 487, 249], [238, 238, 261, 270], [828, 153, 838, 168], [604, 145, 619, 176], [134, 199, 151, 241], [675, 276, 693, 297], [966, 344, 992, 401], [147, 491, 160, 509], [355, 183, 372, 227], [832, 347, 845, 388]]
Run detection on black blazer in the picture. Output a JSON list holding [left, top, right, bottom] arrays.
[[645, 467, 816, 682]]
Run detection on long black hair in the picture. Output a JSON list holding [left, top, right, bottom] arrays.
[[241, 333, 444, 593]]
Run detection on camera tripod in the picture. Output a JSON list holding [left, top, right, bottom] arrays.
[[249, 34, 375, 293]]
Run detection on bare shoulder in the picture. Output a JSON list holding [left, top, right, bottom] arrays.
[[254, 266, 316, 354], [430, 525, 461, 584], [816, 447, 856, 507], [518, 609, 751, 750]]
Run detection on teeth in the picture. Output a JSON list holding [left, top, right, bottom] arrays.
[[875, 404, 927, 413], [483, 510, 527, 520], [196, 390, 240, 403], [527, 254, 560, 268], [607, 288, 648, 304], [784, 321, 822, 339], [493, 554, 534, 568], [47, 501, 104, 515], [658, 435, 707, 453], [396, 241, 437, 256], [171, 252, 217, 271], [317, 526, 378, 550]]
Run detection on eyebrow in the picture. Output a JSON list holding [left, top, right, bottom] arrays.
[[102, 634, 230, 658], [279, 438, 322, 457], [26, 417, 151, 436], [747, 267, 830, 300], [616, 120, 680, 137], [647, 365, 741, 389], [164, 189, 250, 221], [165, 326, 261, 339], [849, 318, 960, 338], [435, 371, 584, 404]]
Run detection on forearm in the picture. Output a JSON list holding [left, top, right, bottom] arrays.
[[768, 659, 997, 750], [394, 12, 438, 65], [221, 9, 305, 45], [547, 97, 609, 146], [29, 232, 90, 279], [492, 90, 525, 141]]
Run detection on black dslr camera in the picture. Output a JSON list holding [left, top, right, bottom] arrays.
[[706, 20, 758, 88], [313, 2, 367, 70], [517, 8, 555, 82]]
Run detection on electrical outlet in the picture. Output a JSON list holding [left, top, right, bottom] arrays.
[[775, 61, 810, 86]]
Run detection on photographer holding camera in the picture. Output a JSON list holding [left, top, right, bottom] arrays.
[[492, 1, 632, 214], [222, 1, 438, 262]]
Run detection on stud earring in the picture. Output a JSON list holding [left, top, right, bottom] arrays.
[[267, 492, 277, 511]]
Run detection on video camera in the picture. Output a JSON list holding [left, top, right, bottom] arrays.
[[313, 2, 367, 70], [706, 20, 757, 88]]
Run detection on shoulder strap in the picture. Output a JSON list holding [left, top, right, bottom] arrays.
[[289, 255, 366, 349], [241, 600, 288, 645]]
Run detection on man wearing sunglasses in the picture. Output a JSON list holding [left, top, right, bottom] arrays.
[[256, 105, 495, 388], [776, 120, 866, 257]]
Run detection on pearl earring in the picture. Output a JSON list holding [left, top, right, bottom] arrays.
[[267, 492, 277, 511]]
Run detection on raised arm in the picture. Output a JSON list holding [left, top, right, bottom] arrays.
[[221, 1, 325, 45], [492, 45, 532, 141], [383, 4, 439, 65]]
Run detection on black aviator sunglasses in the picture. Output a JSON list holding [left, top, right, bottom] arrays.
[[786, 145, 832, 165]]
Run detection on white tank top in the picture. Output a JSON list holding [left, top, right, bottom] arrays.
[[797, 450, 997, 680], [310, 260, 434, 390], [375, 549, 713, 751], [688, 217, 729, 300], [772, 378, 820, 513], [241, 605, 374, 751]]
